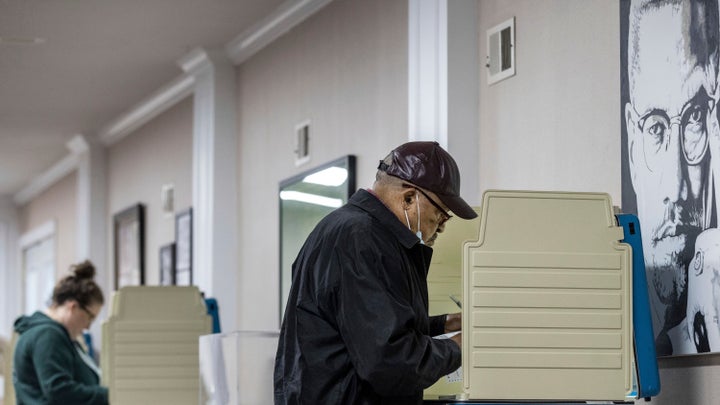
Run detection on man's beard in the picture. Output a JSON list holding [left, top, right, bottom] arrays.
[[650, 260, 688, 327], [647, 225, 700, 331], [646, 198, 704, 307]]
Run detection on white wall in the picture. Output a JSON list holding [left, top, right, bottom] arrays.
[[18, 171, 77, 278], [448, 0, 481, 206], [1, 171, 76, 336], [236, 0, 408, 331], [478, 1, 719, 404], [107, 96, 193, 289], [478, 0, 620, 202]]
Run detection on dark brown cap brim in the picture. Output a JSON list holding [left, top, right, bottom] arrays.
[[437, 193, 477, 219]]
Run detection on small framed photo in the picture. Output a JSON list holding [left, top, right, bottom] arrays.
[[159, 243, 176, 286], [175, 208, 193, 286], [113, 203, 145, 290]]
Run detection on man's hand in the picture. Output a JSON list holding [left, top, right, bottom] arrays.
[[445, 312, 461, 333], [450, 332, 462, 347]]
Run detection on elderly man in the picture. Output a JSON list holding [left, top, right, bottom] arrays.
[[624, 0, 719, 354], [274, 141, 477, 404]]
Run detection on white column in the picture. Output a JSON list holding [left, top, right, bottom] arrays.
[[74, 135, 108, 343], [0, 197, 19, 337], [408, 0, 448, 147], [75, 136, 107, 277], [408, 0, 479, 205], [179, 48, 238, 332]]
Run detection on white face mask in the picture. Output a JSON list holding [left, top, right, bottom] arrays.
[[404, 193, 424, 244]]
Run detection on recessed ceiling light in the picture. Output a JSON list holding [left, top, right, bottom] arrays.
[[0, 36, 47, 46]]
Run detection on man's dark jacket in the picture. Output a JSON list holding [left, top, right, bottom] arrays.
[[274, 189, 460, 404]]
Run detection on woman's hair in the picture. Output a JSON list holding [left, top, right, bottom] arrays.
[[51, 260, 104, 308]]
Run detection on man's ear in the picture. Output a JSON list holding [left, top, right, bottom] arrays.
[[401, 187, 416, 209], [626, 102, 640, 189]]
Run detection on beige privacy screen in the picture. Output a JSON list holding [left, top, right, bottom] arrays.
[[463, 190, 632, 401], [102, 286, 212, 405]]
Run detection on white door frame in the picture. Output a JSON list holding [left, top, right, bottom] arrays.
[[19, 221, 56, 314]]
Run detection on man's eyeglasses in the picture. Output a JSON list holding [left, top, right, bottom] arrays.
[[402, 184, 452, 224], [629, 86, 717, 172]]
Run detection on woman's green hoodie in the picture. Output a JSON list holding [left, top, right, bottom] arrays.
[[13, 311, 109, 405]]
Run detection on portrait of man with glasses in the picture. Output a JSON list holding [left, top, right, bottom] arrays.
[[621, 0, 720, 355]]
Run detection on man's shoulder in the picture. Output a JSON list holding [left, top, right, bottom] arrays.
[[321, 203, 376, 230], [330, 208, 399, 244]]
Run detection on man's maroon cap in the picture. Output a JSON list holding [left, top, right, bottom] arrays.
[[378, 141, 477, 219]]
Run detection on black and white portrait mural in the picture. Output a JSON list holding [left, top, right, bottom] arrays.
[[621, 0, 720, 356]]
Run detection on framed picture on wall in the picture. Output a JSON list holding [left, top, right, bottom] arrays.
[[175, 208, 193, 286], [113, 203, 145, 290], [159, 243, 176, 286], [620, 0, 720, 357]]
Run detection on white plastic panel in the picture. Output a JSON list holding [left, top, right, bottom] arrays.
[[425, 207, 481, 399], [101, 286, 212, 405], [462, 190, 632, 401]]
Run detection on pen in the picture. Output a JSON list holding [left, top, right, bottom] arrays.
[[449, 294, 462, 309]]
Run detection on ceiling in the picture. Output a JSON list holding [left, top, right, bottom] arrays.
[[0, 0, 287, 198]]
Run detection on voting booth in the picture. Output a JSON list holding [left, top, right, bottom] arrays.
[[424, 190, 660, 403], [101, 286, 212, 404]]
